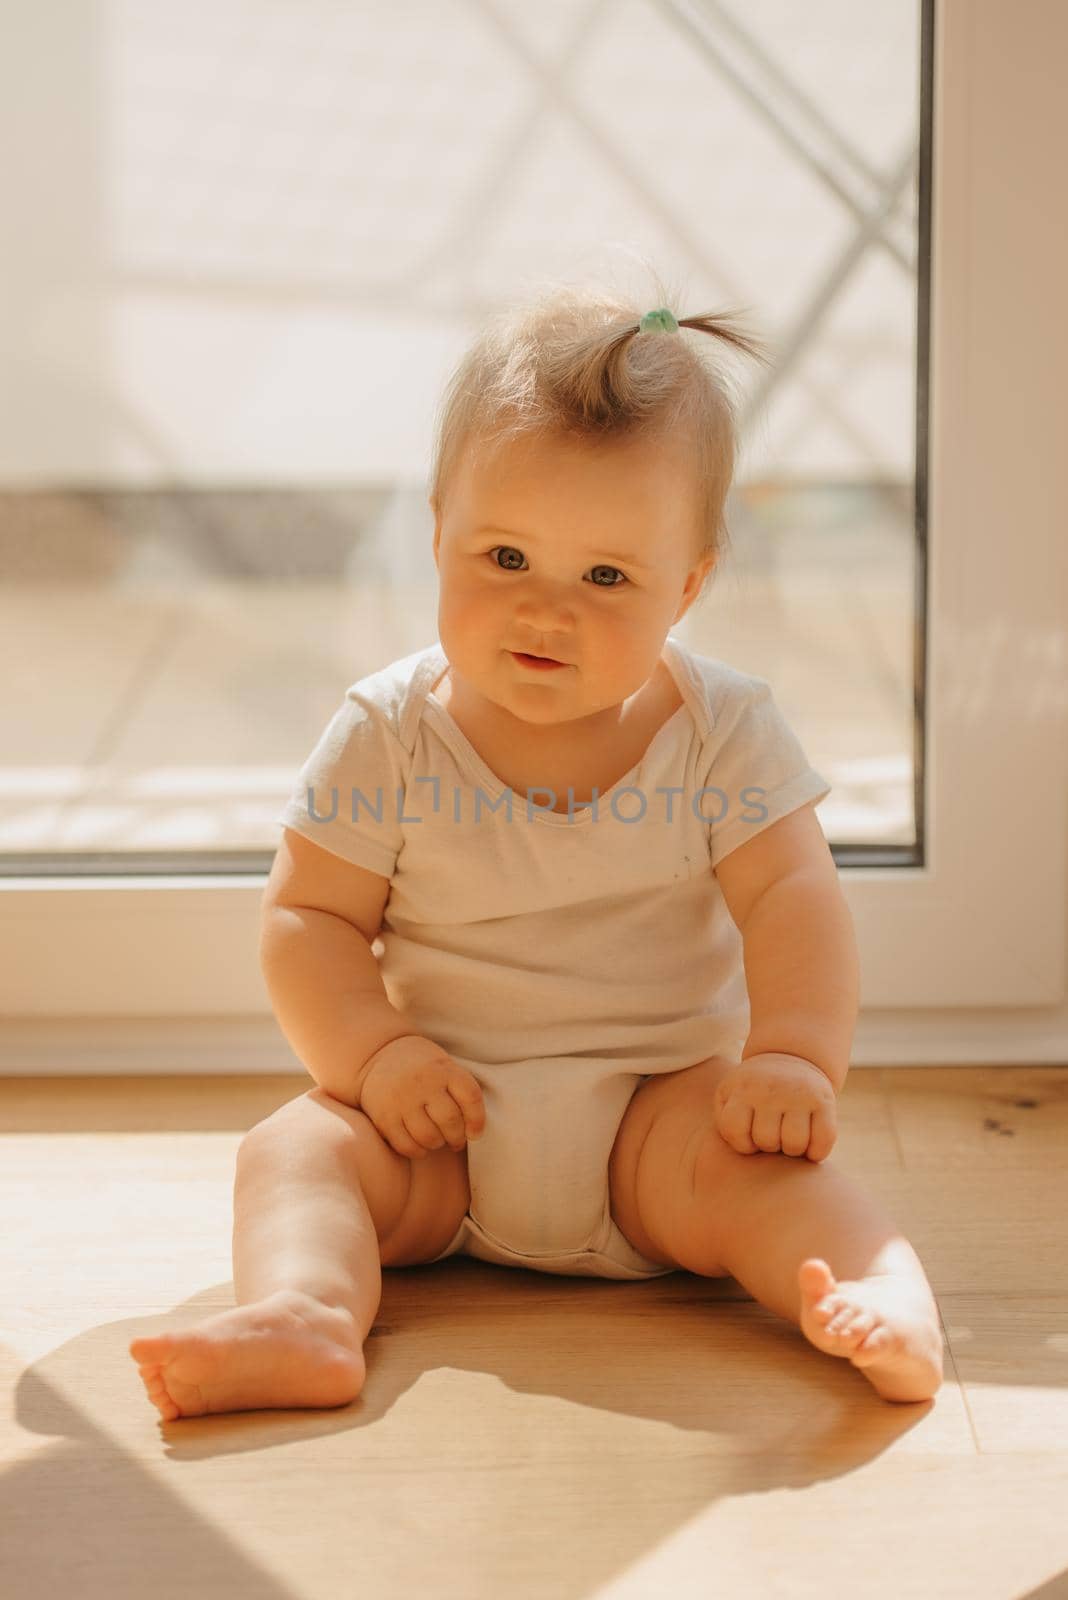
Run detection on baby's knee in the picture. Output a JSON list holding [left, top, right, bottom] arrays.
[[689, 1122, 820, 1204], [235, 1090, 376, 1182]]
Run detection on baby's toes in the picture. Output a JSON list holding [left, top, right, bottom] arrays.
[[849, 1321, 905, 1369], [135, 1362, 181, 1420], [826, 1303, 870, 1335], [811, 1296, 845, 1327], [824, 1299, 869, 1337], [826, 1307, 879, 1350], [130, 1333, 169, 1359]]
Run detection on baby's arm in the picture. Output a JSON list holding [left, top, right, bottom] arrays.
[[712, 802, 860, 1158], [260, 828, 420, 1105]]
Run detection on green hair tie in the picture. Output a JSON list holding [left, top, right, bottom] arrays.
[[638, 307, 679, 334]]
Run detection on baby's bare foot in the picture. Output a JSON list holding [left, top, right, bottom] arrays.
[[128, 1289, 366, 1420], [798, 1257, 944, 1403]]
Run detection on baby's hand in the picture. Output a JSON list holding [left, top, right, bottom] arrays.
[[358, 1034, 486, 1160], [712, 1053, 837, 1162]]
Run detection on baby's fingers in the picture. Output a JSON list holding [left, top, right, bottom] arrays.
[[447, 1071, 486, 1140], [713, 1093, 758, 1155], [778, 1106, 813, 1159], [423, 1090, 471, 1152], [805, 1101, 838, 1163], [751, 1102, 790, 1154], [399, 1104, 447, 1156]]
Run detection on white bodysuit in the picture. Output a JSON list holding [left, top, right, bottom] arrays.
[[275, 634, 831, 1279]]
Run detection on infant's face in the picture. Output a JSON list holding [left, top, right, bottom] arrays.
[[431, 430, 714, 737]]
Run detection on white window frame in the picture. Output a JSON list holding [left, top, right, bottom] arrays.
[[1, 0, 1066, 1072]]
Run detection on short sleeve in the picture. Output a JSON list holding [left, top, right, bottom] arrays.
[[274, 685, 410, 878], [698, 674, 831, 869]]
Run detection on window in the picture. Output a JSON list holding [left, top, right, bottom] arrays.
[[2, 1, 1064, 1066]]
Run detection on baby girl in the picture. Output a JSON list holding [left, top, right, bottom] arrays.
[[130, 281, 943, 1417]]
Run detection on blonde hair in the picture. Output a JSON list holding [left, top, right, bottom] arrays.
[[427, 274, 771, 598]]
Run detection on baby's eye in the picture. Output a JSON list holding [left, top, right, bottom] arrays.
[[487, 546, 627, 588]]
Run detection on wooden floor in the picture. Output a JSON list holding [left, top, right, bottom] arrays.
[[3, 1065, 1067, 1599]]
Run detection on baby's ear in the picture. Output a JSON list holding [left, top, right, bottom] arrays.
[[675, 552, 715, 620]]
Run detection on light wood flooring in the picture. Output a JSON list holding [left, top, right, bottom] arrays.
[[2, 1064, 1067, 1599]]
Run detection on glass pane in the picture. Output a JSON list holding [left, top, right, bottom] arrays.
[[0, 0, 926, 874]]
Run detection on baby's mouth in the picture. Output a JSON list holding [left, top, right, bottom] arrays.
[[511, 650, 567, 668]]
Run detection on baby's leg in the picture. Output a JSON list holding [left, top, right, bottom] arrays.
[[617, 1088, 940, 1401], [626, 1108, 943, 1402], [128, 1088, 466, 1420]]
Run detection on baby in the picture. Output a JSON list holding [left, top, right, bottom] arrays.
[[130, 281, 943, 1418]]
